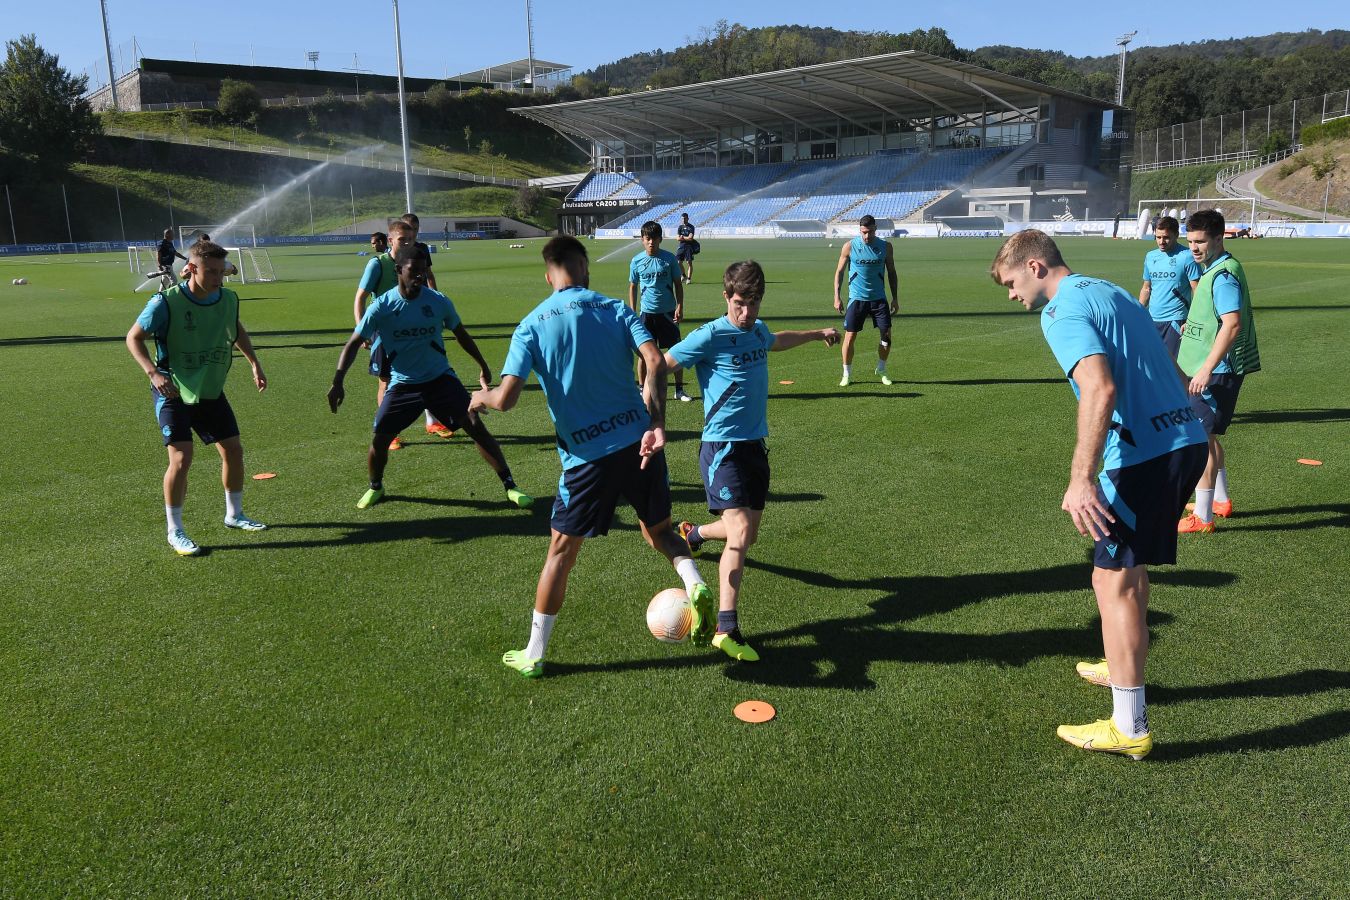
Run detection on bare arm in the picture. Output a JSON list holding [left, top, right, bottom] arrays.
[[1061, 354, 1116, 540], [770, 327, 840, 352], [126, 322, 177, 399], [628, 281, 639, 313], [832, 244, 850, 311], [233, 322, 267, 392], [426, 269, 438, 291], [1139, 281, 1152, 307], [1187, 311, 1240, 395], [886, 243, 899, 313], [327, 332, 366, 412], [472, 374, 525, 414], [673, 278, 684, 323], [450, 323, 492, 390], [353, 288, 372, 328]]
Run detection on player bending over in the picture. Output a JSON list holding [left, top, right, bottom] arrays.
[[669, 260, 839, 662], [328, 246, 532, 511], [125, 241, 268, 556], [472, 235, 712, 679], [991, 230, 1206, 760]]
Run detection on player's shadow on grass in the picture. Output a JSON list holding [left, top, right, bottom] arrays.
[[0, 334, 124, 347], [894, 377, 1063, 387], [713, 558, 1236, 691], [1231, 407, 1350, 425], [771, 390, 922, 400], [1151, 668, 1350, 705], [1224, 503, 1349, 532], [1154, 709, 1350, 762]]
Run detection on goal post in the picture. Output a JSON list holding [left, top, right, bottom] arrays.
[[234, 247, 277, 284], [179, 224, 258, 249], [1135, 197, 1259, 237]]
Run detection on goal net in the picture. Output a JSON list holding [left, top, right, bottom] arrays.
[[180, 224, 258, 249], [235, 247, 278, 284]]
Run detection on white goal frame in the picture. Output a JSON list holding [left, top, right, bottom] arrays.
[[180, 224, 258, 249]]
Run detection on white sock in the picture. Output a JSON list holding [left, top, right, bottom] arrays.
[[674, 558, 705, 596], [1194, 488, 1214, 523], [876, 359, 887, 373], [1214, 468, 1229, 503], [225, 490, 244, 520], [842, 365, 852, 378], [525, 610, 556, 660], [166, 505, 184, 533], [1111, 684, 1148, 737]]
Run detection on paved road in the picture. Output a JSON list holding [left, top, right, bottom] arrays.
[[1226, 161, 1349, 222]]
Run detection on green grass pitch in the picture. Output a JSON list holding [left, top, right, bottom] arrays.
[[1, 236, 1347, 896]]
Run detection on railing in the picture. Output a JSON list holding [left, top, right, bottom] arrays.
[[1216, 147, 1302, 198], [100, 126, 526, 187]]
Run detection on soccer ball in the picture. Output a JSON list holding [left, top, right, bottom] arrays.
[[646, 588, 692, 643]]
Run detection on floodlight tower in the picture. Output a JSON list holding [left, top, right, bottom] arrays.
[[524, 0, 537, 93], [99, 0, 118, 110], [306, 51, 319, 70], [1115, 30, 1137, 106], [391, 0, 414, 214]]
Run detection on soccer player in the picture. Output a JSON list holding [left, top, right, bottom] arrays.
[[400, 212, 454, 439], [328, 246, 531, 511], [667, 260, 839, 662], [192, 234, 239, 278], [370, 231, 388, 256], [628, 221, 691, 402], [675, 211, 698, 283], [135, 228, 187, 293], [1139, 215, 1201, 358], [125, 240, 269, 556], [991, 230, 1207, 760], [1176, 209, 1262, 533], [471, 236, 713, 679], [833, 214, 899, 386]]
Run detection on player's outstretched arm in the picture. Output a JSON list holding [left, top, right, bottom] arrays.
[[233, 323, 267, 392], [471, 374, 525, 414], [450, 323, 492, 389], [770, 327, 840, 352], [327, 333, 365, 412], [1062, 353, 1116, 540]]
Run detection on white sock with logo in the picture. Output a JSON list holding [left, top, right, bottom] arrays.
[[674, 558, 705, 597], [525, 611, 556, 661], [842, 365, 851, 378], [1214, 468, 1229, 503], [225, 490, 244, 520], [166, 505, 184, 533], [1194, 489, 1215, 523], [1111, 685, 1148, 737]]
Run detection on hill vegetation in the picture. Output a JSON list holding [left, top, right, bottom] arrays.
[[573, 23, 1350, 130]]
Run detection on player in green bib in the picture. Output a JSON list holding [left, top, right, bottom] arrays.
[[1176, 209, 1261, 533], [126, 241, 268, 557]]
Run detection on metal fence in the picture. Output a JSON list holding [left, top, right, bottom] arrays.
[[1133, 87, 1348, 170]]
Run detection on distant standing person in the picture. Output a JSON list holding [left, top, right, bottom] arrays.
[[135, 228, 187, 293], [328, 246, 532, 511], [125, 240, 269, 556], [1175, 209, 1261, 533], [833, 214, 899, 386], [1139, 215, 1201, 358], [669, 260, 839, 663], [628, 221, 691, 402], [471, 236, 713, 679], [675, 211, 699, 283], [991, 229, 1206, 760]]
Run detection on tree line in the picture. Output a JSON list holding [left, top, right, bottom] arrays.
[[569, 23, 1350, 131]]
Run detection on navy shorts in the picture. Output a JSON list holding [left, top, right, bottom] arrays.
[[154, 389, 240, 446], [844, 299, 891, 333], [676, 241, 699, 261], [551, 441, 672, 538], [1187, 373, 1244, 436], [368, 343, 390, 378], [1093, 443, 1207, 569], [1154, 320, 1183, 358], [641, 311, 681, 349], [700, 439, 770, 512], [373, 373, 470, 436]]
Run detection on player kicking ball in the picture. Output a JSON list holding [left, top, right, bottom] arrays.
[[669, 260, 839, 662], [328, 247, 532, 511]]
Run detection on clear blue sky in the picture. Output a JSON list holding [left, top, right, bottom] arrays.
[[9, 0, 1346, 88]]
